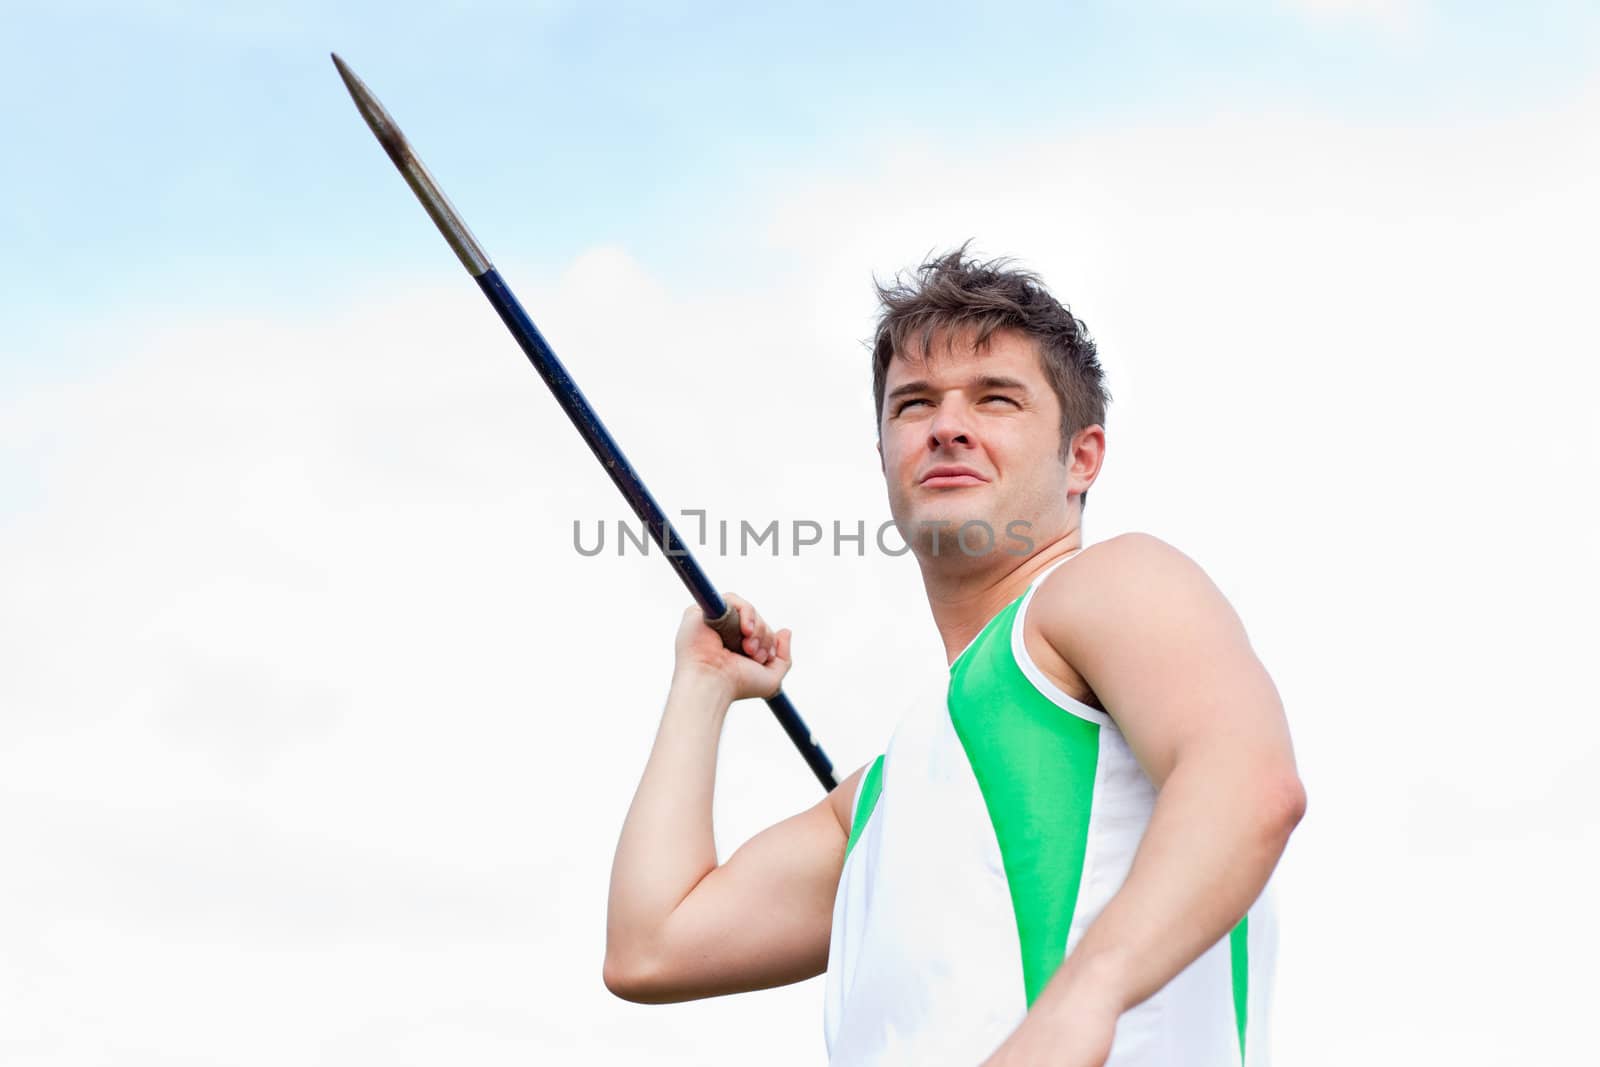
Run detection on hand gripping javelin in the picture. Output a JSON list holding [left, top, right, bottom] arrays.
[[331, 54, 836, 792]]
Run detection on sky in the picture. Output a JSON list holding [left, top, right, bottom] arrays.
[[2, 1, 1598, 1064]]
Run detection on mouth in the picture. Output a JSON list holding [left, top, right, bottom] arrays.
[[919, 467, 989, 488]]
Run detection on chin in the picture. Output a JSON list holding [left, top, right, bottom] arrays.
[[896, 506, 1005, 557]]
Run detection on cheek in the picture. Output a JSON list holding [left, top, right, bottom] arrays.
[[881, 435, 915, 473]]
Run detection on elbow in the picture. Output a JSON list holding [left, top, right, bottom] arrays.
[[603, 950, 652, 1003], [603, 948, 677, 1005], [1263, 771, 1307, 842]]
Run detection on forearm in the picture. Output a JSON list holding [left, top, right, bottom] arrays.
[[605, 669, 735, 967], [1040, 747, 1304, 1020]]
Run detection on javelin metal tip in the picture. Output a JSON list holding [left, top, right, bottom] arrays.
[[330, 53, 360, 99], [331, 52, 492, 276], [329, 53, 403, 160]]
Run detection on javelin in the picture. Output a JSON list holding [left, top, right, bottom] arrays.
[[331, 54, 836, 792]]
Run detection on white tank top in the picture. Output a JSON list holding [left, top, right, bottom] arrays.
[[823, 551, 1278, 1065]]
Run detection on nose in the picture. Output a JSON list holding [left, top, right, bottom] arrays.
[[928, 395, 975, 452]]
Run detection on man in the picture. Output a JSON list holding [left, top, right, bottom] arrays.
[[603, 249, 1305, 1066]]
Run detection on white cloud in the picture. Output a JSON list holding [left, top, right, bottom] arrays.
[[3, 85, 1597, 1063]]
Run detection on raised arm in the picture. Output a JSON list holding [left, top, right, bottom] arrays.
[[603, 594, 864, 1004]]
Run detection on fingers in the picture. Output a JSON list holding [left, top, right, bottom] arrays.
[[679, 594, 795, 701], [743, 618, 773, 663], [723, 592, 779, 665], [736, 626, 794, 699]]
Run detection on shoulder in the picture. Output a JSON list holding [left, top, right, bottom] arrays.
[[1032, 532, 1241, 663], [1078, 530, 1194, 568], [1032, 534, 1279, 778], [1040, 532, 1205, 598]]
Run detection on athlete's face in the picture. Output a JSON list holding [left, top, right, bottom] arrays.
[[878, 328, 1090, 561]]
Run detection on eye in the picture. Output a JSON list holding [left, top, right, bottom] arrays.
[[981, 395, 1020, 407], [893, 398, 931, 415]]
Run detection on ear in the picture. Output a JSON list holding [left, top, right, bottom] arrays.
[[1068, 425, 1107, 494], [876, 438, 884, 474]]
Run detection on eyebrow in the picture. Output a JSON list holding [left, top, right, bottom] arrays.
[[885, 375, 1032, 403]]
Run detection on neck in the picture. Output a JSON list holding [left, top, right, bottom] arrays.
[[921, 530, 1084, 666]]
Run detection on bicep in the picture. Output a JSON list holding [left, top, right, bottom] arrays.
[[622, 764, 865, 1004]]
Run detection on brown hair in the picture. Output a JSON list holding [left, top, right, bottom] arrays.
[[871, 243, 1110, 510]]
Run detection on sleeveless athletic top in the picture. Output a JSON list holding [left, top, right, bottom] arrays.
[[822, 549, 1278, 1065]]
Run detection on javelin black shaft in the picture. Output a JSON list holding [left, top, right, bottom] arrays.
[[331, 54, 835, 791]]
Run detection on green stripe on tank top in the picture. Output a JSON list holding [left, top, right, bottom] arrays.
[[948, 598, 1102, 1008], [1231, 915, 1249, 1061], [844, 754, 885, 861]]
